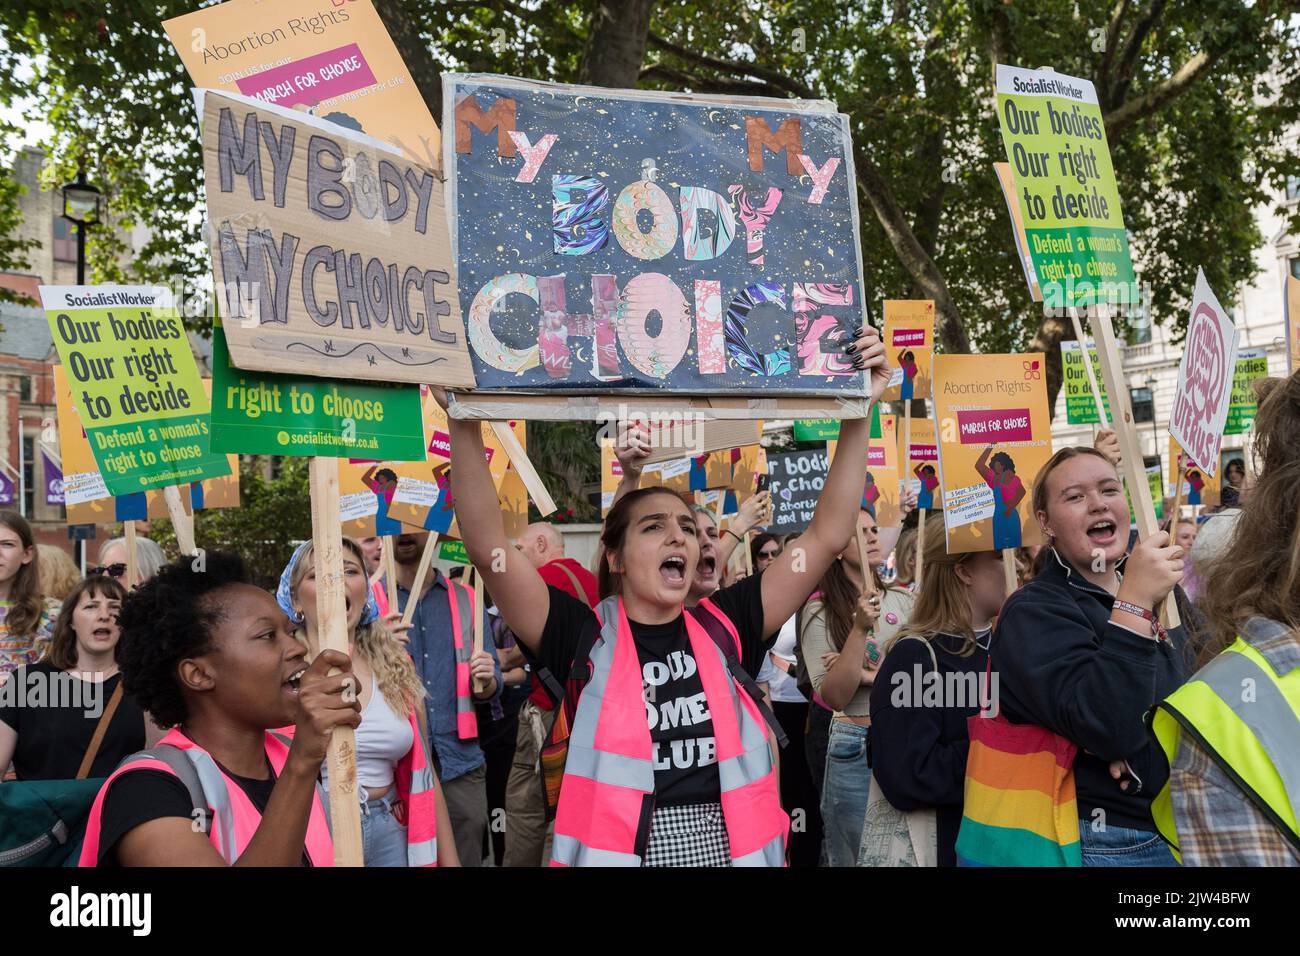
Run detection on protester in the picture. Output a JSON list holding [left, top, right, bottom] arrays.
[[1151, 374, 1300, 865], [443, 324, 889, 865], [504, 521, 599, 867], [1223, 457, 1246, 491], [94, 535, 167, 585], [860, 517, 1004, 866], [992, 446, 1189, 866], [0, 576, 148, 781], [0, 512, 61, 679], [801, 506, 916, 866], [37, 544, 81, 603], [480, 600, 530, 866], [1172, 517, 1197, 552], [389, 530, 501, 867], [281, 538, 457, 867], [78, 552, 360, 866], [749, 533, 782, 570], [358, 535, 390, 617], [892, 525, 919, 589]]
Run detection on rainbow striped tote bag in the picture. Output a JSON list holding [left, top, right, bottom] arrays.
[[955, 703, 1082, 867]]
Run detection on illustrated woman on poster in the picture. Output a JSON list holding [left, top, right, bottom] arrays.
[[976, 446, 1025, 549], [862, 472, 880, 519], [897, 349, 918, 401], [1186, 469, 1205, 506], [913, 463, 939, 510], [362, 465, 402, 536]]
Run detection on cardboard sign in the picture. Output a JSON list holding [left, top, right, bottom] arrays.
[[881, 300, 935, 401], [163, 0, 441, 168], [639, 419, 761, 465], [54, 366, 240, 525], [444, 74, 870, 414], [933, 354, 1052, 554], [730, 443, 768, 503], [828, 409, 901, 528], [201, 90, 473, 387], [1169, 436, 1221, 510], [599, 440, 694, 514], [1168, 269, 1238, 476], [766, 448, 828, 534], [995, 65, 1135, 309], [900, 416, 942, 511], [210, 321, 426, 458], [994, 161, 1042, 302], [40, 285, 231, 496], [1059, 339, 1112, 425], [1224, 348, 1269, 435]]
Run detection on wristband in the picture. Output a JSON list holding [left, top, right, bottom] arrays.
[[1113, 599, 1167, 641], [724, 529, 743, 542]]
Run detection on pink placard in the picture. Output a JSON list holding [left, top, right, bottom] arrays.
[[236, 44, 377, 109], [891, 328, 926, 347], [429, 431, 451, 457], [957, 408, 1032, 444], [908, 443, 938, 461], [867, 447, 886, 468]]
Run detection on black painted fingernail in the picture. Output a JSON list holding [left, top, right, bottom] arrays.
[[853, 326, 864, 337], [845, 343, 858, 354]]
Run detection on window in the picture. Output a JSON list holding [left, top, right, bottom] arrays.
[[1291, 257, 1300, 281], [1288, 175, 1300, 201], [18, 376, 31, 402], [1125, 299, 1152, 345], [52, 217, 77, 263], [22, 435, 33, 516], [1130, 387, 1155, 424]]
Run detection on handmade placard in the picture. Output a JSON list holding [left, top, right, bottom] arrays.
[[444, 73, 869, 417], [1168, 269, 1238, 477], [201, 89, 473, 387]]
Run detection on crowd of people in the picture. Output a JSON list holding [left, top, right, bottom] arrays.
[[1, 344, 1297, 868]]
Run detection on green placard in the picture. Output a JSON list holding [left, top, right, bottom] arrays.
[[1124, 466, 1165, 522], [438, 538, 469, 564], [793, 419, 839, 442], [1224, 348, 1269, 435], [210, 322, 426, 459], [1060, 340, 1111, 425], [40, 284, 231, 496], [995, 66, 1136, 309]]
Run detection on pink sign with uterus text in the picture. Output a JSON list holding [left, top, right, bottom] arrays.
[[1168, 268, 1238, 476]]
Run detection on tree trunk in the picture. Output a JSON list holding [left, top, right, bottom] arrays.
[[578, 0, 656, 88], [1029, 309, 1075, 421]]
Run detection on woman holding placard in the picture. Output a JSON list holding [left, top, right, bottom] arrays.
[[442, 325, 890, 866], [991, 447, 1190, 866]]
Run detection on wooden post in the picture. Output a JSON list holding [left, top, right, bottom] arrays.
[[123, 520, 139, 590], [1088, 306, 1181, 629], [489, 421, 556, 516], [742, 531, 754, 577], [1167, 462, 1187, 530], [914, 508, 926, 590], [162, 484, 197, 556], [401, 534, 438, 627], [307, 456, 364, 868], [470, 563, 486, 694], [1002, 547, 1018, 594], [383, 535, 399, 612], [1069, 308, 1110, 428]]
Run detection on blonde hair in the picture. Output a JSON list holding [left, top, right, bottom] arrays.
[[290, 538, 424, 716], [893, 526, 919, 586], [890, 516, 985, 658], [37, 544, 81, 602]]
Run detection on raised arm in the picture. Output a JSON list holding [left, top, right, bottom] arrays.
[[757, 325, 889, 635], [444, 406, 551, 653], [361, 465, 378, 487], [975, 445, 992, 481], [714, 491, 770, 568], [610, 420, 649, 509]]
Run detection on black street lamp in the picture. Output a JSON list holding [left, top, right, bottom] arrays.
[[60, 170, 103, 284]]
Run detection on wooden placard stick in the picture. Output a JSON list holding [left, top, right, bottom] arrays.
[[1088, 306, 1181, 629], [742, 531, 754, 577], [307, 456, 363, 867], [384, 535, 399, 612], [123, 520, 139, 590], [489, 421, 557, 516], [162, 484, 197, 556], [915, 508, 926, 590], [1069, 307, 1110, 429], [1002, 547, 1018, 594], [1167, 461, 1187, 530], [401, 534, 438, 627], [470, 563, 486, 694]]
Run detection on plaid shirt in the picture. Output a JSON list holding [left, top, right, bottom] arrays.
[[1169, 617, 1300, 867]]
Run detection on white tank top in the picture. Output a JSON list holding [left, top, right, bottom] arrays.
[[321, 675, 413, 792]]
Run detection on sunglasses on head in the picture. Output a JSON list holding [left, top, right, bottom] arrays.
[[88, 563, 128, 579]]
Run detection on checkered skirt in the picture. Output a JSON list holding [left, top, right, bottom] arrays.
[[641, 802, 733, 867]]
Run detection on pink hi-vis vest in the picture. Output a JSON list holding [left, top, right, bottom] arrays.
[[77, 728, 333, 867], [446, 580, 478, 740], [394, 705, 439, 866], [550, 595, 788, 866]]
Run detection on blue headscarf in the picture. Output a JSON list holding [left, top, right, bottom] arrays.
[[276, 539, 380, 627]]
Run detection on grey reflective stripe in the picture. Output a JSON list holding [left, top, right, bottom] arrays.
[[1197, 650, 1300, 819], [718, 743, 774, 792], [185, 748, 239, 862], [408, 836, 438, 867], [731, 834, 786, 867], [410, 764, 434, 794], [562, 742, 652, 789], [551, 832, 641, 867]]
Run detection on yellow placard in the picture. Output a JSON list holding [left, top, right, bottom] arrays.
[[1168, 436, 1221, 510], [828, 413, 901, 528], [881, 300, 935, 402], [899, 416, 943, 511]]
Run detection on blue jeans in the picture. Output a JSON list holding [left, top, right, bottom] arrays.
[[360, 791, 408, 867], [821, 721, 871, 867], [1078, 821, 1178, 867]]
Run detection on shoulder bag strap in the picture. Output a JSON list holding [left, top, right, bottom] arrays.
[[75, 681, 125, 780]]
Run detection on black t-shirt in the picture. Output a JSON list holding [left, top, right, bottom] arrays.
[[0, 663, 146, 780], [534, 572, 769, 806], [97, 760, 311, 867]]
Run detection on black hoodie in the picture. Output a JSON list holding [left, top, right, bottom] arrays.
[[991, 549, 1193, 833]]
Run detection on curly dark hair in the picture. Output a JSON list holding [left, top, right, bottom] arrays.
[[115, 551, 252, 729], [990, 451, 1016, 473]]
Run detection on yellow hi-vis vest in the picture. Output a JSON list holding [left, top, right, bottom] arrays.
[[1149, 636, 1300, 862]]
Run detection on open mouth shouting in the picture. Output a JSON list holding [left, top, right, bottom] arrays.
[[1086, 518, 1118, 547], [283, 666, 307, 697], [660, 553, 688, 588]]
